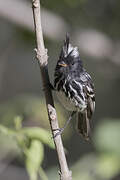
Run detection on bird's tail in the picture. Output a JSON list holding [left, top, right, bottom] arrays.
[[77, 111, 91, 141]]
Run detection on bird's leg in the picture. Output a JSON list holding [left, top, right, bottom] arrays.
[[53, 111, 76, 138]]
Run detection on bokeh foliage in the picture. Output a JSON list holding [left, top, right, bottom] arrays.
[[0, 94, 120, 180]]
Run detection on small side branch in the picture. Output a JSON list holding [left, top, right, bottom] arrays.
[[31, 0, 72, 179]]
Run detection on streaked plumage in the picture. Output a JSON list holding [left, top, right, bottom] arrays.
[[54, 34, 95, 140]]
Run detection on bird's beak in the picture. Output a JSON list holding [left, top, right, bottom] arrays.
[[58, 62, 67, 67]]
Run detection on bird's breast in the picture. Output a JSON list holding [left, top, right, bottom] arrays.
[[55, 90, 86, 112], [55, 91, 77, 111]]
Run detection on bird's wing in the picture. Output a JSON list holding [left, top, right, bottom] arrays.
[[82, 71, 95, 119], [73, 71, 95, 114], [72, 71, 95, 140]]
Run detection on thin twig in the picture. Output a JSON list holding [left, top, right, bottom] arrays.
[[31, 0, 72, 179]]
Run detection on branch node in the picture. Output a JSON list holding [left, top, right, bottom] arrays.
[[48, 104, 56, 121], [34, 48, 48, 66], [32, 0, 39, 8]]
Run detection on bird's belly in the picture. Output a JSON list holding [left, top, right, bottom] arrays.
[[56, 91, 76, 111], [56, 90, 88, 112]]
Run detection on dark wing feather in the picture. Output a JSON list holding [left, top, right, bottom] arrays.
[[76, 70, 95, 140], [77, 111, 90, 140]]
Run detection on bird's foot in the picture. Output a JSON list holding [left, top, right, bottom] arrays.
[[52, 128, 64, 138]]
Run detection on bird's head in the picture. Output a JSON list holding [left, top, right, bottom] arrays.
[[56, 34, 83, 75]]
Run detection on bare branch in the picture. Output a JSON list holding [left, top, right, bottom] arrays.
[[31, 0, 72, 179]]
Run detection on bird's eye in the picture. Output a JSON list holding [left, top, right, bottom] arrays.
[[71, 62, 74, 65]]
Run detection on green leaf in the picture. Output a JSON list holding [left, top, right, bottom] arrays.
[[94, 119, 120, 156], [0, 95, 71, 139], [0, 124, 16, 137], [97, 154, 120, 179], [20, 127, 55, 149], [25, 140, 44, 180], [39, 166, 48, 180], [71, 154, 98, 180], [14, 116, 23, 130], [0, 125, 22, 160]]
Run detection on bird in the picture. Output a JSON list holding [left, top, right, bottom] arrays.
[[54, 34, 95, 140]]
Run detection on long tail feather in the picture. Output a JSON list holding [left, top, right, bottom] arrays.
[[77, 111, 90, 141]]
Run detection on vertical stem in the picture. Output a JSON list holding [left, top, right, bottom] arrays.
[[31, 0, 72, 179]]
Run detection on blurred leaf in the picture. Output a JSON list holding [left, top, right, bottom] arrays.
[[25, 140, 44, 180], [0, 124, 53, 180], [0, 124, 27, 149], [39, 166, 49, 180], [97, 154, 120, 179], [0, 94, 73, 141], [0, 94, 69, 133], [0, 124, 16, 138], [20, 127, 55, 149], [0, 133, 20, 161], [14, 115, 23, 130], [94, 119, 120, 156], [72, 154, 120, 180], [72, 154, 98, 180], [0, 125, 22, 160], [71, 152, 120, 180]]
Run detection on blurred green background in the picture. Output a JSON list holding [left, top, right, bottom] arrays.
[[0, 0, 120, 180]]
